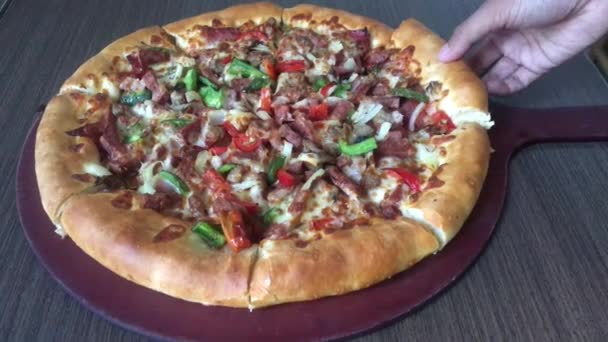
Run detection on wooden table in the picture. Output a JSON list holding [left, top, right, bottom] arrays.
[[2, 0, 608, 340]]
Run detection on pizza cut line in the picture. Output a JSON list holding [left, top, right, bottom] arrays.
[[34, 3, 493, 308]]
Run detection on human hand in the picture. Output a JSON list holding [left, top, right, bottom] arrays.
[[438, 0, 608, 95]]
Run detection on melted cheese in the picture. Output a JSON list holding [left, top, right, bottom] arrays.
[[83, 162, 111, 177], [368, 176, 399, 205], [415, 143, 440, 170], [301, 181, 337, 222]]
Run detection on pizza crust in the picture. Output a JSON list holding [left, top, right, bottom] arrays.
[[60, 26, 176, 100], [401, 123, 491, 246], [390, 19, 493, 129], [283, 4, 392, 48], [35, 94, 104, 223], [163, 2, 283, 55], [60, 192, 257, 307], [249, 218, 439, 308]]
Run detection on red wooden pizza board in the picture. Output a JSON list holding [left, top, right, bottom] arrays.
[[16, 104, 608, 341]]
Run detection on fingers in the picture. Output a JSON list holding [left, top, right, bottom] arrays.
[[483, 57, 541, 95], [466, 36, 503, 74], [438, 1, 505, 62]]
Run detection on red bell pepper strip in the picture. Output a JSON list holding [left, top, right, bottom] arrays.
[[260, 87, 273, 113], [310, 218, 337, 231], [261, 59, 277, 81], [308, 102, 329, 121], [223, 122, 241, 137], [202, 169, 232, 194], [319, 83, 336, 97], [237, 30, 269, 42], [222, 55, 233, 64], [276, 60, 306, 73], [209, 146, 228, 156], [430, 110, 456, 133], [234, 134, 262, 152], [238, 200, 259, 215], [277, 169, 296, 187], [218, 210, 252, 252], [385, 168, 422, 194]]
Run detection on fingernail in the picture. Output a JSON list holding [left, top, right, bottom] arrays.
[[438, 44, 451, 61]]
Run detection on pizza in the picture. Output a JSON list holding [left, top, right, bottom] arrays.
[[35, 3, 493, 309]]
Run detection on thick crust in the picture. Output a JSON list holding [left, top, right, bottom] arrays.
[[402, 124, 491, 246], [391, 19, 493, 129], [163, 2, 283, 54], [60, 26, 175, 100], [283, 4, 392, 48], [60, 192, 257, 307], [249, 218, 439, 308], [35, 94, 103, 223]]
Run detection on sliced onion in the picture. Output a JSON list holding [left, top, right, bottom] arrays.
[[255, 110, 272, 120], [342, 57, 356, 71], [351, 101, 383, 124], [210, 156, 223, 169], [253, 44, 271, 53], [83, 162, 111, 177], [137, 161, 162, 194], [391, 110, 404, 124], [408, 103, 426, 131], [302, 168, 326, 191], [328, 40, 344, 53], [375, 122, 392, 141], [208, 110, 227, 126], [292, 98, 310, 109], [305, 52, 317, 62], [185, 90, 201, 103], [347, 73, 359, 83], [194, 151, 211, 173], [281, 141, 293, 159], [231, 179, 259, 191]]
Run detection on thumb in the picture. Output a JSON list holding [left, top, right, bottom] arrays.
[[438, 1, 505, 62]]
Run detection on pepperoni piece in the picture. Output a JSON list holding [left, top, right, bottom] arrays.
[[153, 224, 187, 243]]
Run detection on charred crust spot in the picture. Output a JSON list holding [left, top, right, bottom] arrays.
[[69, 143, 85, 153], [69, 93, 84, 102], [153, 224, 187, 243], [439, 147, 447, 157], [111, 192, 133, 210], [294, 239, 309, 248], [410, 192, 421, 202], [292, 13, 312, 21], [211, 19, 223, 27], [71, 173, 95, 183], [150, 34, 162, 45], [432, 135, 456, 145]]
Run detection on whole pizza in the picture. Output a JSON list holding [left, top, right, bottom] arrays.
[[35, 3, 493, 308]]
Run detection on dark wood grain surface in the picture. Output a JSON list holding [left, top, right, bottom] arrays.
[[2, 0, 608, 340]]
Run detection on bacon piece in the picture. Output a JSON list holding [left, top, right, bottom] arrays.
[[288, 186, 310, 215], [380, 186, 403, 219], [351, 75, 376, 97], [199, 26, 240, 43], [153, 224, 186, 243], [376, 131, 416, 158], [371, 82, 391, 96], [371, 96, 400, 110], [141, 71, 169, 103], [279, 124, 302, 148], [273, 104, 293, 125], [364, 48, 391, 69], [290, 111, 314, 141], [99, 112, 139, 174], [327, 166, 361, 199], [329, 100, 354, 121], [143, 192, 181, 212]]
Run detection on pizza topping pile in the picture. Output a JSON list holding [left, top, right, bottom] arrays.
[[66, 18, 460, 252]]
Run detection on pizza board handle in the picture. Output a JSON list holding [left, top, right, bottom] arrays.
[[489, 104, 608, 154]]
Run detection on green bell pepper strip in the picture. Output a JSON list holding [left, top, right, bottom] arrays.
[[199, 86, 224, 109], [339, 138, 378, 156], [333, 83, 351, 99], [217, 163, 236, 175], [227, 58, 269, 79], [192, 222, 226, 249], [120, 89, 152, 106], [266, 155, 286, 184], [262, 207, 280, 225], [247, 77, 270, 91], [157, 170, 190, 195], [199, 76, 218, 90], [123, 123, 144, 144], [161, 118, 193, 128], [183, 69, 198, 91], [312, 78, 329, 91], [392, 87, 429, 103]]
